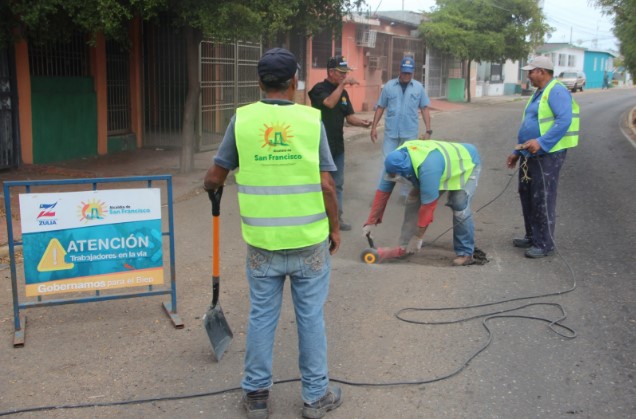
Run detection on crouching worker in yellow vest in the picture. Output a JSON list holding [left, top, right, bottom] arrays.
[[204, 48, 343, 419], [362, 140, 482, 266]]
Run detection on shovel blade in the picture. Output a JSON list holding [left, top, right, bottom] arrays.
[[203, 306, 233, 361]]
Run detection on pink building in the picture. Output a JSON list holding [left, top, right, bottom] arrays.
[[301, 12, 426, 113]]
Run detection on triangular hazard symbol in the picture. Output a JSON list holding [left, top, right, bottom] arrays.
[[37, 238, 74, 272]]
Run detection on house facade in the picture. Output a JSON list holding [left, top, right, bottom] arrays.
[[474, 59, 522, 98], [301, 11, 430, 113], [2, 10, 464, 167], [534, 43, 586, 78], [584, 49, 618, 88]]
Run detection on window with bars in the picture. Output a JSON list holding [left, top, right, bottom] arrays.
[[106, 40, 131, 135], [568, 55, 576, 67], [558, 53, 566, 66], [29, 33, 89, 77], [311, 30, 333, 68]]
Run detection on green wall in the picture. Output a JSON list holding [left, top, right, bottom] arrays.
[[31, 76, 97, 164]]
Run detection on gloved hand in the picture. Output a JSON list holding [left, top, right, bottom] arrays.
[[362, 224, 375, 238], [406, 235, 423, 254]]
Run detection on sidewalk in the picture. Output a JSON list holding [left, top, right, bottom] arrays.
[[0, 95, 521, 249]]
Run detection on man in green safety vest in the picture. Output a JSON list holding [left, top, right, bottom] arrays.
[[507, 56, 579, 259], [204, 48, 342, 419], [362, 139, 481, 266]]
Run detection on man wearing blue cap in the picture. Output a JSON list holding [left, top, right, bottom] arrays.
[[204, 48, 342, 419], [362, 140, 481, 266], [370, 56, 432, 168]]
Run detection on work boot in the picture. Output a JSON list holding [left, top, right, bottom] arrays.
[[302, 386, 342, 419], [524, 246, 554, 259], [512, 237, 532, 248], [242, 389, 269, 419], [452, 255, 473, 266], [338, 217, 352, 231]]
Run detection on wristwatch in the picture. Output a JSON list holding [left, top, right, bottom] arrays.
[[426, 130, 433, 135]]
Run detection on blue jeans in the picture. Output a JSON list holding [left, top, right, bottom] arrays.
[[398, 164, 480, 256], [331, 152, 345, 217], [242, 239, 331, 404], [446, 164, 481, 256]]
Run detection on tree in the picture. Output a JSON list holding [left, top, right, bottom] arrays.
[[161, 0, 364, 172], [0, 0, 364, 172], [419, 0, 550, 102], [594, 0, 635, 76]]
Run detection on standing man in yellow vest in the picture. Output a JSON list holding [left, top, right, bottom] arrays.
[[362, 140, 481, 266], [204, 48, 342, 419], [506, 56, 579, 258]]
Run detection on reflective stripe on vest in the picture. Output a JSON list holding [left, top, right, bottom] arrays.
[[524, 79, 579, 152], [399, 140, 476, 191], [234, 101, 328, 250]]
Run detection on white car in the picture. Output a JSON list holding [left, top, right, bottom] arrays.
[[557, 71, 586, 92]]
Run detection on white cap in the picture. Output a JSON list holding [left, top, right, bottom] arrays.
[[521, 56, 554, 71]]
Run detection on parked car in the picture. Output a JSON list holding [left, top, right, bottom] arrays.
[[557, 71, 586, 92]]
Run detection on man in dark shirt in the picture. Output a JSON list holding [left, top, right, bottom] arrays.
[[309, 55, 371, 231]]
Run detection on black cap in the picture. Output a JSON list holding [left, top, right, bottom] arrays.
[[258, 48, 298, 84], [327, 55, 353, 72]]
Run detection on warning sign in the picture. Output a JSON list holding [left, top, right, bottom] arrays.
[[37, 238, 74, 272], [19, 188, 164, 296]]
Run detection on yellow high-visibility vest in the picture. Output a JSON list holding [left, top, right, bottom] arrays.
[[523, 79, 579, 152], [399, 140, 476, 190], [234, 101, 328, 250]]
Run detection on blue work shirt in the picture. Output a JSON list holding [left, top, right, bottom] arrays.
[[376, 78, 430, 139], [517, 81, 572, 157], [213, 99, 336, 172], [378, 143, 480, 204]]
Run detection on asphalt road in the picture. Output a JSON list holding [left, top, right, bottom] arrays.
[[1, 89, 634, 418]]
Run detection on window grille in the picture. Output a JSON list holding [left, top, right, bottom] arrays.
[[311, 30, 333, 68], [558, 53, 566, 66], [106, 40, 131, 135], [568, 55, 576, 67], [29, 33, 89, 77]]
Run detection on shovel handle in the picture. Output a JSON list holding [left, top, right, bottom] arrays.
[[208, 187, 223, 305], [208, 187, 223, 216]]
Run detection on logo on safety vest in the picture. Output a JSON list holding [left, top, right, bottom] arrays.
[[260, 122, 294, 150]]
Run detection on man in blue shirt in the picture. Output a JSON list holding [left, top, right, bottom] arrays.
[[370, 56, 432, 196], [363, 140, 481, 266], [506, 56, 579, 258]]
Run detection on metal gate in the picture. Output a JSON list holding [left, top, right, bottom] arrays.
[[0, 47, 19, 169], [142, 18, 188, 148], [198, 41, 261, 151], [426, 46, 449, 99]]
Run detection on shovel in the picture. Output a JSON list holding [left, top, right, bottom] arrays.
[[203, 187, 233, 361]]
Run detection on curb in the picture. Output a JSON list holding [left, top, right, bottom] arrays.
[[630, 107, 636, 136]]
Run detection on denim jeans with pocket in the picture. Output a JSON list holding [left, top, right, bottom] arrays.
[[446, 164, 481, 256], [398, 164, 481, 256], [242, 239, 331, 404]]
